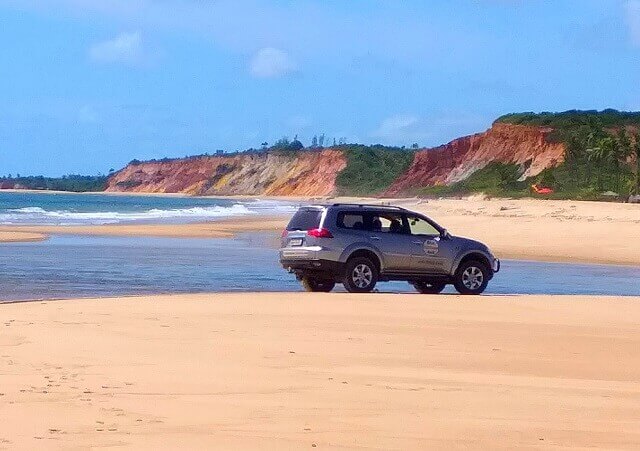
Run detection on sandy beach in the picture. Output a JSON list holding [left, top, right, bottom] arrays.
[[0, 216, 287, 240], [0, 230, 47, 243], [2, 196, 638, 265], [1, 292, 639, 449], [1, 194, 639, 449]]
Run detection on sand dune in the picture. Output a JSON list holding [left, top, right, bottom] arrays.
[[2, 293, 640, 449]]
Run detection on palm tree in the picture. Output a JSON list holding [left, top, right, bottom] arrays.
[[587, 137, 616, 192], [577, 126, 601, 186], [614, 129, 633, 193], [634, 133, 640, 195]]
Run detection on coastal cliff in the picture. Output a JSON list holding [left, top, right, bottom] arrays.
[[384, 123, 565, 195], [106, 149, 346, 196], [107, 123, 565, 197]]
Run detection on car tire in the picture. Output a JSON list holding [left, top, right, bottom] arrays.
[[301, 277, 336, 293], [343, 257, 378, 293], [413, 282, 446, 294], [453, 260, 490, 295]]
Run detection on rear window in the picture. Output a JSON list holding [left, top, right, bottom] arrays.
[[286, 208, 323, 231]]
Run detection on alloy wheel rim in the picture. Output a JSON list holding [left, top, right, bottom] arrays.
[[462, 266, 484, 290], [352, 264, 373, 288]]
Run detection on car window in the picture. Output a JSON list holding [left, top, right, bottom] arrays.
[[337, 212, 367, 230], [407, 215, 439, 236], [286, 208, 323, 231], [371, 213, 407, 234]]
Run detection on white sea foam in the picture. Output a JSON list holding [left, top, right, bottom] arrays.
[[242, 199, 299, 213], [1, 204, 262, 225], [0, 195, 302, 225]]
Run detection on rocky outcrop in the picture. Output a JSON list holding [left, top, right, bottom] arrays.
[[384, 123, 565, 195], [106, 149, 346, 196]]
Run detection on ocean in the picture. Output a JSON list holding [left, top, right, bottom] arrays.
[[0, 191, 297, 225]]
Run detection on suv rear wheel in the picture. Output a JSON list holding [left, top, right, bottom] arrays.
[[453, 260, 490, 295], [413, 282, 446, 294], [343, 257, 378, 293], [301, 277, 336, 293]]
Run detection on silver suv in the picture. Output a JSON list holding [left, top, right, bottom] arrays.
[[280, 204, 500, 295]]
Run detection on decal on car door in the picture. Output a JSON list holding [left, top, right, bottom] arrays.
[[423, 239, 439, 255]]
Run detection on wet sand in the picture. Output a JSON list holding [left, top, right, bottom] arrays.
[[0, 230, 47, 243], [1, 292, 640, 449], [0, 216, 286, 240]]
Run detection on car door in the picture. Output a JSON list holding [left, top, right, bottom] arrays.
[[367, 211, 416, 272], [406, 214, 453, 274]]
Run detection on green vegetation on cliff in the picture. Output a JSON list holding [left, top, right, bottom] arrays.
[[419, 163, 529, 198], [496, 109, 640, 130], [335, 145, 415, 196], [490, 110, 640, 199], [0, 175, 108, 192]]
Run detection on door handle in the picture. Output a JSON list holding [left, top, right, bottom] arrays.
[[370, 236, 381, 240]]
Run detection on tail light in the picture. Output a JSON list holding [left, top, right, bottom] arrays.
[[281, 229, 289, 238], [307, 228, 333, 238]]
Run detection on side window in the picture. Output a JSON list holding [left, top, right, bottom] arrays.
[[407, 215, 439, 236], [337, 212, 367, 230], [371, 213, 407, 234]]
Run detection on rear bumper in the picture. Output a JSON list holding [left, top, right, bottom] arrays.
[[280, 259, 344, 278]]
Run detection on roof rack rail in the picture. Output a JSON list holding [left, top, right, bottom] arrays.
[[331, 203, 408, 210]]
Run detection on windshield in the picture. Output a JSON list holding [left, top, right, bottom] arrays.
[[286, 208, 323, 231]]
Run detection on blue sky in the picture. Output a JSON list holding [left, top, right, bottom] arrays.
[[1, 0, 639, 176]]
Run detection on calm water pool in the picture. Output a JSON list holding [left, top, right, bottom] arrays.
[[0, 234, 638, 302]]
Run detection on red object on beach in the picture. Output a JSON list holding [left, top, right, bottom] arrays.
[[531, 184, 554, 195]]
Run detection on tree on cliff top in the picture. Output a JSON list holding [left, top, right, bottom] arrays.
[[271, 136, 304, 151], [496, 109, 640, 129]]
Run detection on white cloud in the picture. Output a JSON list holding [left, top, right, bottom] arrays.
[[1, 0, 483, 70], [375, 115, 419, 136], [373, 115, 429, 144], [625, 0, 640, 46], [286, 115, 312, 130], [249, 47, 297, 78], [89, 31, 143, 65]]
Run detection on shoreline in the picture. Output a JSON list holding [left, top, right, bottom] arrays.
[[2, 292, 640, 449], [0, 195, 638, 266]]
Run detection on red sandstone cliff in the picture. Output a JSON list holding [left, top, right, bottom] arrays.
[[106, 149, 346, 197], [107, 123, 566, 197], [384, 123, 565, 195]]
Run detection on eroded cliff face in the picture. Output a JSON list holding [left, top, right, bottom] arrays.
[[107, 123, 566, 197], [106, 149, 346, 196], [385, 123, 565, 195]]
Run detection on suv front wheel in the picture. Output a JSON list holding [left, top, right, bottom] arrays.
[[343, 257, 378, 293], [453, 260, 490, 295]]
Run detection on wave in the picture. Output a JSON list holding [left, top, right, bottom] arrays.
[[1, 204, 260, 225], [242, 199, 299, 213]]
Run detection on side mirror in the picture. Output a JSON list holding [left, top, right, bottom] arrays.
[[441, 229, 451, 240]]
